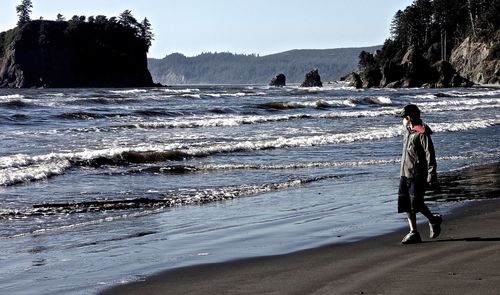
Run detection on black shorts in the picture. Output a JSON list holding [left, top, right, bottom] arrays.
[[398, 177, 426, 213]]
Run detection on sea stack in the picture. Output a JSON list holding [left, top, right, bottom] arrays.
[[0, 20, 155, 88], [269, 73, 286, 87], [301, 69, 323, 87]]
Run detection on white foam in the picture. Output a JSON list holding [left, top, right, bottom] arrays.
[[431, 118, 499, 132], [365, 96, 393, 105], [412, 94, 436, 99], [445, 89, 500, 97], [109, 89, 147, 94], [162, 88, 200, 94], [200, 159, 400, 171], [205, 93, 222, 98], [418, 98, 500, 107], [310, 99, 356, 108], [0, 94, 25, 100], [0, 159, 71, 186], [183, 118, 498, 157]]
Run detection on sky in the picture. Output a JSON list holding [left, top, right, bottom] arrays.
[[0, 0, 414, 58]]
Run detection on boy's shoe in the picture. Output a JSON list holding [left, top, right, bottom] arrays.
[[401, 231, 422, 244], [429, 214, 442, 239]]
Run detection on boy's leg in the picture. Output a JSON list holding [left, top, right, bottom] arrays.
[[402, 212, 422, 244], [419, 201, 442, 239], [419, 203, 435, 221], [407, 212, 417, 232]]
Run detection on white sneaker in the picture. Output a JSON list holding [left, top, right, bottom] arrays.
[[401, 231, 422, 244], [429, 215, 442, 239]]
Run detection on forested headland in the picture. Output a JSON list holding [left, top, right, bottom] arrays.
[[0, 1, 155, 88], [349, 0, 499, 88]]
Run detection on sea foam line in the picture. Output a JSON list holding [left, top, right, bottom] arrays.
[[0, 174, 343, 229]]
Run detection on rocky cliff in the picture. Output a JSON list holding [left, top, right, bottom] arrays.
[[450, 36, 500, 85], [346, 46, 473, 89], [0, 20, 155, 88], [349, 0, 499, 88]]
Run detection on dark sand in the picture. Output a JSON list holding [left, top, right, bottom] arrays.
[[101, 164, 500, 295]]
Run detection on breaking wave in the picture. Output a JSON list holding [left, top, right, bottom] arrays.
[[109, 89, 148, 94], [0, 174, 343, 221], [57, 112, 107, 120], [257, 99, 356, 110], [362, 96, 392, 105], [1, 118, 497, 186]]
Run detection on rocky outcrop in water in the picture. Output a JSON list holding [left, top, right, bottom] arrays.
[[269, 73, 286, 87], [341, 72, 362, 88], [301, 69, 322, 87], [351, 47, 473, 89], [0, 20, 155, 88]]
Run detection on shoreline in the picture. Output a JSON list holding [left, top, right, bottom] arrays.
[[100, 164, 500, 295]]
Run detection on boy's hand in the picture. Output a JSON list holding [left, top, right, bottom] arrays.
[[427, 174, 438, 189]]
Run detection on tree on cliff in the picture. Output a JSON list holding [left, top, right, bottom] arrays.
[[140, 18, 154, 50], [56, 13, 65, 22], [119, 10, 139, 30], [118, 10, 154, 50], [16, 0, 33, 26]]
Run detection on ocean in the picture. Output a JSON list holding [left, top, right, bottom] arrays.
[[0, 84, 499, 294]]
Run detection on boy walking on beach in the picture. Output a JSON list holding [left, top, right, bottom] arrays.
[[398, 104, 442, 244]]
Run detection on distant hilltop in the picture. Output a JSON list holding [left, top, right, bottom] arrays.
[[0, 12, 156, 88], [148, 46, 381, 85]]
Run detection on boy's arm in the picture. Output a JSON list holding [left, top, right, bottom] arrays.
[[421, 133, 437, 185]]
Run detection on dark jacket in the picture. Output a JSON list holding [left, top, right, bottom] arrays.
[[400, 123, 437, 184]]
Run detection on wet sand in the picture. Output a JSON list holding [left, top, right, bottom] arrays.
[[101, 163, 500, 295]]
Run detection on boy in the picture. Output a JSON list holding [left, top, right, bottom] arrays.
[[398, 104, 442, 244]]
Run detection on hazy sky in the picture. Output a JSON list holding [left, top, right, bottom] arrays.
[[0, 0, 413, 58]]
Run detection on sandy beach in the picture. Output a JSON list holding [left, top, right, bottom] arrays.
[[101, 165, 500, 295]]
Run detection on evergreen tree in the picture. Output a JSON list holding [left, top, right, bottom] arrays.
[[119, 10, 139, 29], [16, 0, 33, 26], [139, 18, 154, 49], [56, 13, 65, 22]]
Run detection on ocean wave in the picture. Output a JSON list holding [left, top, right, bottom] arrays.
[[109, 89, 147, 94], [116, 114, 311, 129], [46, 93, 64, 97], [125, 153, 496, 174], [5, 114, 30, 121], [0, 99, 32, 108], [181, 94, 202, 99], [411, 94, 437, 100], [200, 159, 399, 171], [431, 118, 499, 132], [437, 89, 500, 98], [57, 112, 106, 120], [257, 99, 355, 110], [133, 109, 181, 117], [1, 118, 496, 186], [162, 88, 200, 94], [362, 96, 393, 105], [0, 159, 72, 186], [0, 174, 343, 220], [418, 98, 500, 107], [0, 94, 25, 100]]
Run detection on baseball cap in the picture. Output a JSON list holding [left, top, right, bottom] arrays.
[[399, 104, 421, 119]]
